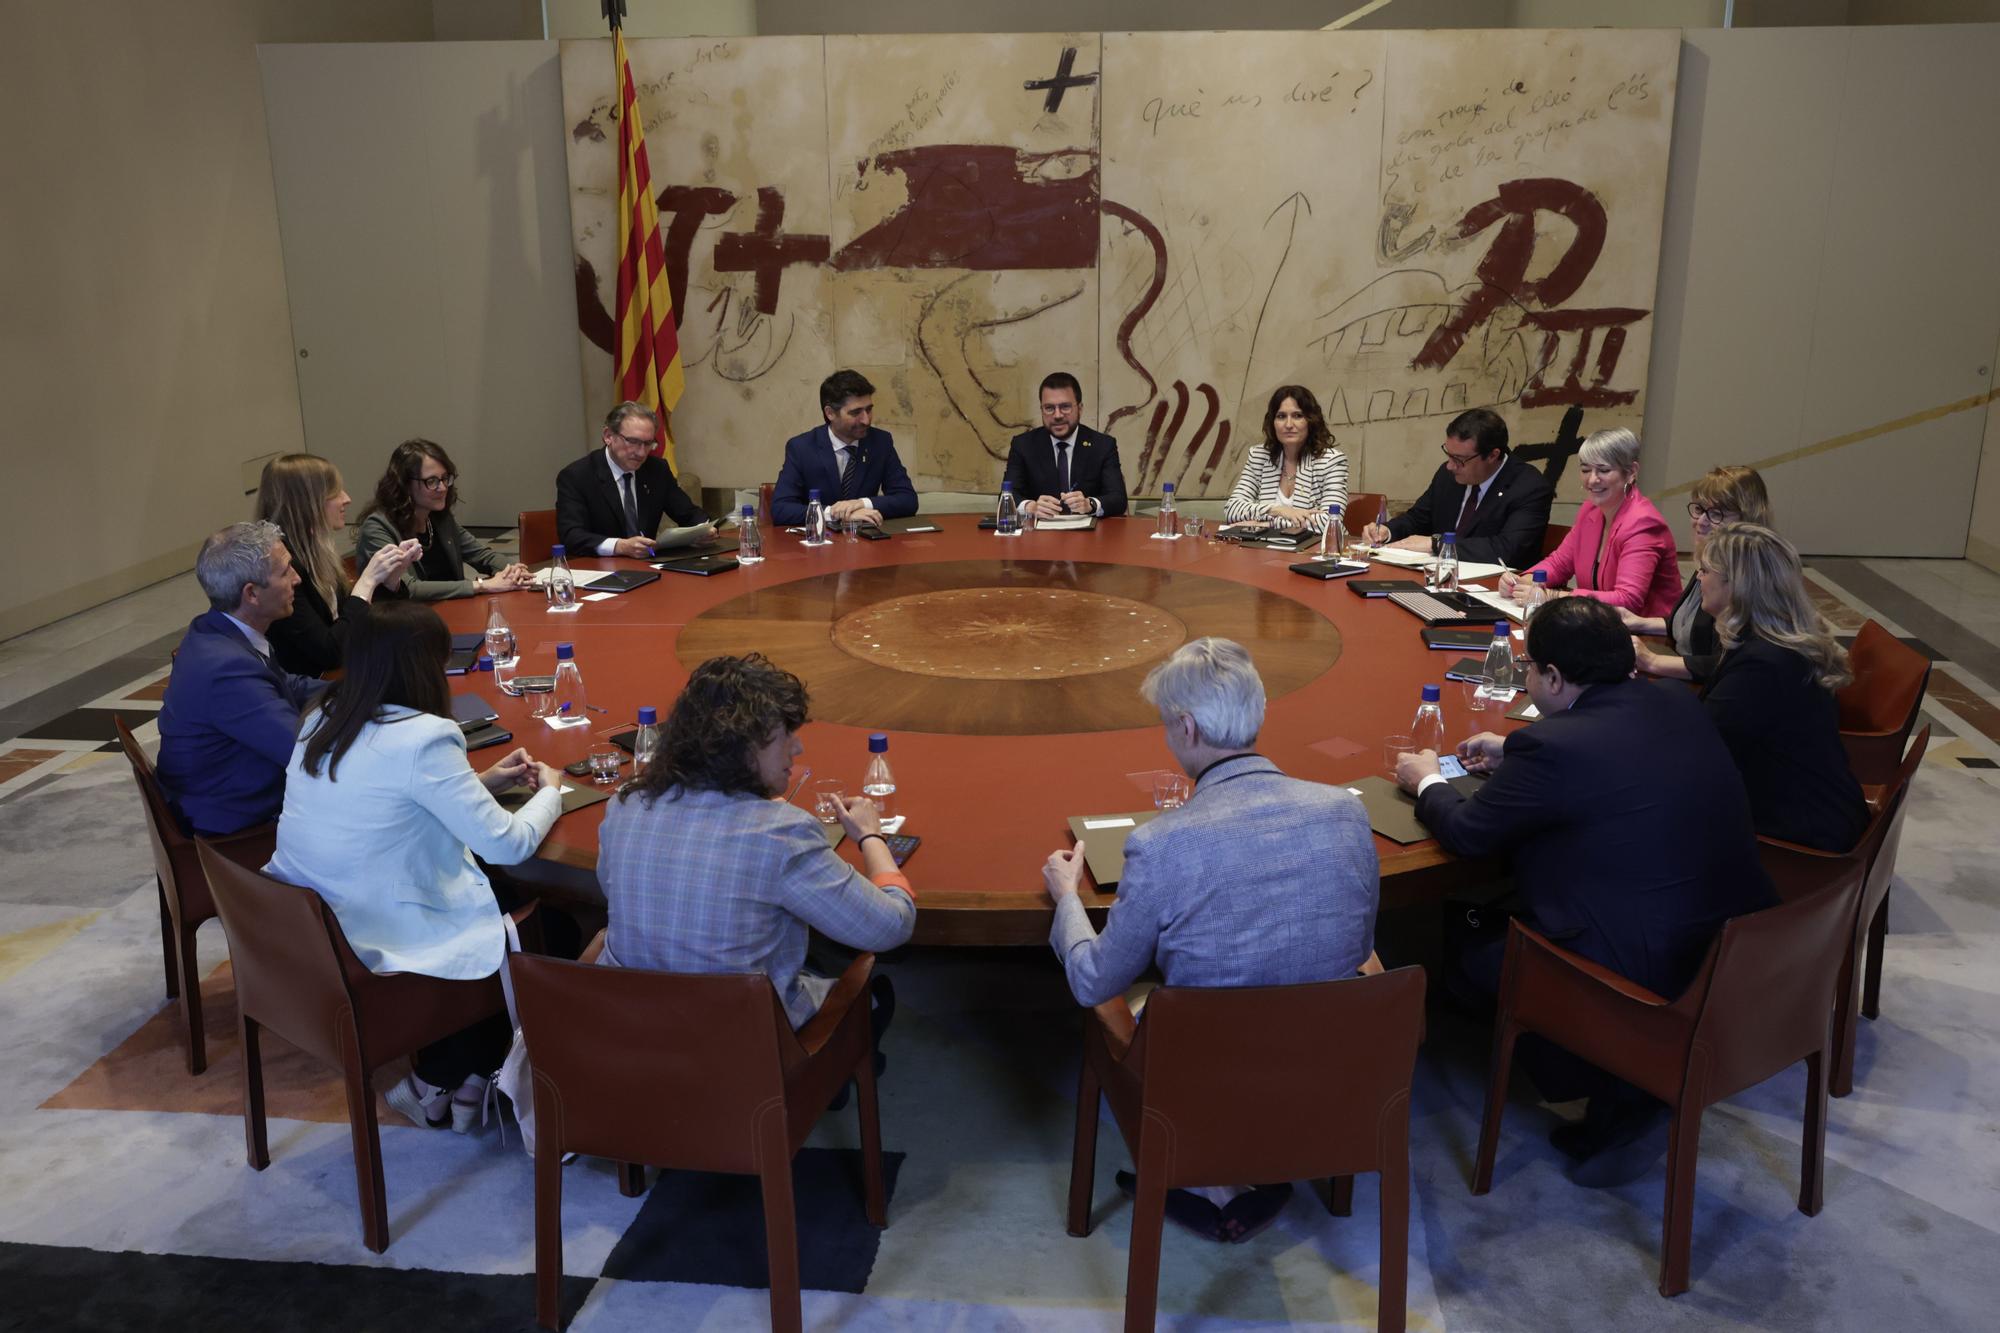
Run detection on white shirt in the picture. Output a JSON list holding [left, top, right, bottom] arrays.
[[1048, 432, 1103, 515], [596, 447, 644, 557], [222, 613, 273, 660]]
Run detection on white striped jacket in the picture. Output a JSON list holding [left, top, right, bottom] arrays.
[[1222, 446, 1350, 528]]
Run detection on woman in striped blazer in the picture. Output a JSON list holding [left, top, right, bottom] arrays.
[[1222, 385, 1350, 532]]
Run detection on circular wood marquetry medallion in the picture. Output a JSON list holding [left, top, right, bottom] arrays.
[[677, 560, 1341, 735]]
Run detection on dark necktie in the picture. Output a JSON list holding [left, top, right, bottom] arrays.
[[1056, 439, 1071, 496], [839, 446, 861, 501], [1456, 482, 1481, 534], [620, 471, 641, 537]]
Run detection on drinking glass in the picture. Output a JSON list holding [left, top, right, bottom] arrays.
[[1152, 772, 1190, 810], [1383, 734, 1415, 778], [587, 746, 623, 785], [1182, 514, 1205, 540], [812, 780, 846, 823]]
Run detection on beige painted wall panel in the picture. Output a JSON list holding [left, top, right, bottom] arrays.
[[1783, 25, 2000, 554], [260, 41, 585, 525], [1641, 28, 1847, 548], [824, 33, 1103, 490], [562, 36, 830, 486]]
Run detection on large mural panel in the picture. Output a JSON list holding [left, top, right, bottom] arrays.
[[562, 28, 1677, 506]]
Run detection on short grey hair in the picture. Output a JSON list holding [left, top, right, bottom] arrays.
[[1579, 427, 1642, 476], [195, 520, 285, 612], [603, 400, 657, 434], [1140, 637, 1266, 749]]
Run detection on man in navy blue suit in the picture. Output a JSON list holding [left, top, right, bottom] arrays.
[[1396, 596, 1773, 1180], [1002, 372, 1128, 518], [770, 370, 920, 527], [1361, 407, 1553, 569], [156, 521, 327, 837]]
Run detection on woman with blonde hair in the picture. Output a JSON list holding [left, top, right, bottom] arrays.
[[1697, 523, 1867, 852], [255, 454, 418, 677], [1498, 428, 1681, 617], [1629, 465, 1772, 682]]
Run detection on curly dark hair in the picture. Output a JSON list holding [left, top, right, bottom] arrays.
[[620, 653, 810, 804], [355, 439, 460, 539], [1260, 385, 1336, 462]]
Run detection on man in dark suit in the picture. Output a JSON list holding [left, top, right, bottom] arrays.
[[1362, 407, 1552, 568], [1396, 597, 1774, 1178], [770, 370, 919, 527], [555, 401, 712, 558], [156, 522, 325, 837], [1002, 372, 1128, 518]]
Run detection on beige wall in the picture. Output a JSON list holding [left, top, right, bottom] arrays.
[[0, 0, 434, 641], [1969, 372, 2000, 573]]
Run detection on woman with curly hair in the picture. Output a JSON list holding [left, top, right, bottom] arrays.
[[1221, 384, 1349, 533], [354, 438, 533, 601], [596, 654, 915, 1027], [1697, 523, 1868, 852]]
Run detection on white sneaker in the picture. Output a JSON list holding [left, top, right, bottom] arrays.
[[385, 1073, 450, 1128], [451, 1073, 490, 1135]]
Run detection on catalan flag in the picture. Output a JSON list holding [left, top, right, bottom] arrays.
[[613, 29, 684, 465]]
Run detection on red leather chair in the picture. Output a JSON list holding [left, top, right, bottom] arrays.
[[1344, 492, 1388, 537], [1067, 967, 1426, 1332], [1838, 620, 1929, 801], [518, 509, 558, 565]]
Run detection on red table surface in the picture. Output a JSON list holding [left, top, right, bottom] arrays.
[[439, 516, 1522, 945]]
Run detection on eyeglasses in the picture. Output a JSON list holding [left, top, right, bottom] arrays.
[[416, 474, 456, 492], [1439, 443, 1482, 465], [612, 433, 653, 449], [1686, 503, 1736, 524]]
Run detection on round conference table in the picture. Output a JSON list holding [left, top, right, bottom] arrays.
[[437, 516, 1522, 946]]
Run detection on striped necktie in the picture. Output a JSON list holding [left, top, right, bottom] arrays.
[[839, 446, 861, 501]]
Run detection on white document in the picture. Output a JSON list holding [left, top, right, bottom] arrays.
[[582, 591, 616, 602], [1034, 513, 1094, 530], [652, 523, 715, 550], [1365, 546, 1512, 582], [530, 567, 616, 588], [1463, 586, 1526, 620], [1082, 816, 1137, 830]]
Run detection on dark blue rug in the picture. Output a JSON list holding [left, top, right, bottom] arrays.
[[599, 1147, 904, 1292]]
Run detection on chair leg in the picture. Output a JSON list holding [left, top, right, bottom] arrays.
[[617, 1162, 646, 1198], [339, 1037, 390, 1253], [758, 1155, 803, 1333], [241, 1013, 269, 1170], [535, 1132, 565, 1330], [854, 1047, 887, 1228], [1831, 945, 1862, 1099], [1067, 1055, 1102, 1237], [176, 922, 206, 1076], [1380, 1143, 1410, 1333], [157, 880, 178, 1000], [1124, 1155, 1168, 1333], [1471, 1018, 1519, 1195], [1861, 891, 1890, 1021], [1316, 1174, 1355, 1217], [1799, 1050, 1828, 1217], [1658, 1104, 1702, 1298]]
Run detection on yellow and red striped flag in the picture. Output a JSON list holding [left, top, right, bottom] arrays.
[[613, 29, 684, 465]]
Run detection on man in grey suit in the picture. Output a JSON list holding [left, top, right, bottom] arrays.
[[1041, 636, 1380, 1239]]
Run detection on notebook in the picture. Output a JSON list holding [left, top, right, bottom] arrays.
[[1289, 559, 1372, 580], [451, 692, 499, 730], [1064, 810, 1163, 889], [585, 568, 660, 594], [651, 552, 740, 576], [1423, 626, 1500, 652], [494, 782, 615, 816], [1348, 579, 1427, 598], [444, 632, 485, 674], [1345, 774, 1486, 845]]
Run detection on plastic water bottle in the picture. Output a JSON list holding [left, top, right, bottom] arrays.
[[1157, 482, 1178, 539], [1429, 531, 1460, 594], [546, 544, 577, 612], [861, 732, 896, 820], [483, 601, 516, 664], [1412, 684, 1446, 755], [544, 642, 587, 726], [737, 505, 764, 564], [804, 489, 829, 546], [1318, 503, 1345, 559], [632, 705, 661, 774], [1523, 568, 1550, 621], [995, 481, 1020, 537], [1478, 622, 1514, 702]]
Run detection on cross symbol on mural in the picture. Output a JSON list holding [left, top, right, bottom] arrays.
[[1024, 46, 1098, 114]]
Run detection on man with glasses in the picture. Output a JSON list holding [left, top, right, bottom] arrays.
[[556, 401, 713, 558], [1361, 407, 1552, 569], [1002, 372, 1128, 519], [157, 522, 325, 837]]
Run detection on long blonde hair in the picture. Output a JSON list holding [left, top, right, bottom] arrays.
[[254, 454, 347, 612], [1703, 523, 1851, 690]]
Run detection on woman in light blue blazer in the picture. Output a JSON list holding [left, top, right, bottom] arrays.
[[266, 600, 564, 1132], [1222, 384, 1349, 533]]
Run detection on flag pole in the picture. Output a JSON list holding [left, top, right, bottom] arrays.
[[601, 0, 626, 33]]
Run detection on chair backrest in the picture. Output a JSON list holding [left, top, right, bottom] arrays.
[[1838, 620, 1930, 739], [1540, 522, 1571, 558], [1859, 725, 1928, 912], [1688, 865, 1865, 1105], [1343, 491, 1387, 536], [518, 509, 558, 565], [1128, 966, 1426, 1187], [508, 953, 797, 1174], [114, 717, 205, 911], [758, 481, 775, 530], [194, 843, 356, 1068]]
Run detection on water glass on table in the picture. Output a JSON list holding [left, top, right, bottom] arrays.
[[1383, 734, 1416, 778], [1181, 514, 1205, 540], [1152, 772, 1190, 810], [587, 745, 623, 786], [812, 780, 846, 823]]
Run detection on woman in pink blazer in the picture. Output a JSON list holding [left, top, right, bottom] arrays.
[[1499, 428, 1681, 618]]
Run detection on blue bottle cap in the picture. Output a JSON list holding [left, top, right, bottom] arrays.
[[808, 488, 822, 500], [476, 655, 493, 672], [637, 706, 657, 725], [1533, 569, 1549, 583], [1495, 622, 1509, 634], [556, 643, 574, 660], [868, 732, 889, 753], [1421, 684, 1441, 702], [1001, 481, 1013, 491], [550, 544, 565, 558], [1162, 482, 1176, 493], [1328, 503, 1342, 514], [1440, 531, 1456, 540], [741, 504, 754, 517]]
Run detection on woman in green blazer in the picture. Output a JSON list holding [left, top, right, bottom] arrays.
[[354, 439, 533, 601]]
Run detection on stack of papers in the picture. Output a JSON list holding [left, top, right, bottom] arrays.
[[1034, 513, 1094, 531], [1462, 585, 1526, 621], [1364, 546, 1512, 582], [530, 567, 617, 589]]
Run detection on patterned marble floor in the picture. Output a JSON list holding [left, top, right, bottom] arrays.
[[1, 553, 1997, 1330]]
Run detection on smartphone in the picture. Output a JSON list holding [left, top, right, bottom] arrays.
[[1438, 753, 1469, 780], [563, 759, 595, 778], [857, 526, 891, 541], [882, 833, 920, 866]]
